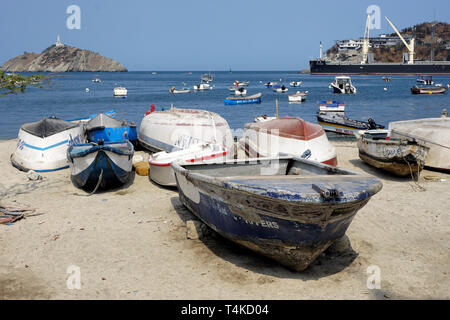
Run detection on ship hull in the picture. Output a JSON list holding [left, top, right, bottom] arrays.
[[310, 60, 450, 75]]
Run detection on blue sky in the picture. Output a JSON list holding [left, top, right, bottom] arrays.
[[1, 0, 449, 71]]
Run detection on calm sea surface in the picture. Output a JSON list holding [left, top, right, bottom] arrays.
[[1, 71, 449, 139]]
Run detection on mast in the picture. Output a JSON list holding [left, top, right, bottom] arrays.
[[385, 16, 415, 64]]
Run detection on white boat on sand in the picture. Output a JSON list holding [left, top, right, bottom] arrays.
[[239, 117, 337, 166], [388, 117, 450, 172], [138, 107, 234, 154], [149, 143, 229, 186], [11, 117, 85, 172]]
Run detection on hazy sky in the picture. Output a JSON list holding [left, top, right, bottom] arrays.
[[1, 0, 449, 70]]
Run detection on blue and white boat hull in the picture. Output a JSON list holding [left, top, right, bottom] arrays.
[[68, 141, 134, 191]]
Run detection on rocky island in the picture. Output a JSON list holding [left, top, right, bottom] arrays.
[[1, 36, 127, 72]]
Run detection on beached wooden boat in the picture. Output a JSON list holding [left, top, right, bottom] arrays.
[[288, 91, 308, 102], [239, 117, 337, 166], [410, 85, 447, 94], [11, 117, 85, 172], [86, 113, 137, 145], [388, 117, 450, 172], [149, 143, 229, 186], [68, 140, 134, 191], [357, 132, 430, 176], [224, 93, 262, 105], [171, 156, 382, 271], [138, 107, 234, 153]]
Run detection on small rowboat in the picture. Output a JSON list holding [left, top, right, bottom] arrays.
[[288, 91, 308, 102], [170, 87, 193, 94], [86, 113, 137, 145], [224, 93, 262, 105], [149, 143, 229, 186], [234, 88, 247, 96], [290, 81, 302, 87], [172, 155, 382, 271], [273, 85, 288, 93], [68, 140, 134, 192], [410, 86, 447, 94], [357, 131, 430, 176]]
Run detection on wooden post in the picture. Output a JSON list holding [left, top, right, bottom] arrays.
[[276, 99, 279, 118]]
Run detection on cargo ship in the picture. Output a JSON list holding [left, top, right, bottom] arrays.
[[310, 16, 450, 75]]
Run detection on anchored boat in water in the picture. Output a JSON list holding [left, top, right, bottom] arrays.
[[224, 93, 262, 105], [410, 85, 447, 94], [239, 117, 337, 166], [316, 100, 384, 135], [329, 76, 357, 94], [288, 91, 308, 103], [171, 156, 382, 271], [11, 117, 85, 172]]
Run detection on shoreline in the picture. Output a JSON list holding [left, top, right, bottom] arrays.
[[0, 139, 449, 299]]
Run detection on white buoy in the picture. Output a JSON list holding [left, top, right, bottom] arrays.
[[383, 88, 387, 91], [85, 88, 90, 92]]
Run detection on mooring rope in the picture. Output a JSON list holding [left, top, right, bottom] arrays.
[[74, 169, 103, 196]]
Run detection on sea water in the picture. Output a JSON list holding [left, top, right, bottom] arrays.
[[0, 71, 449, 139]]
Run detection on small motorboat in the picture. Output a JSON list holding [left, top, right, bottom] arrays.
[[417, 76, 433, 85], [290, 81, 302, 87], [11, 117, 85, 172], [273, 85, 288, 93], [410, 85, 447, 94], [92, 77, 101, 83], [224, 93, 262, 105], [201, 73, 213, 82], [316, 101, 384, 135], [357, 131, 430, 176], [149, 143, 229, 187], [138, 107, 234, 153], [265, 81, 279, 88], [85, 113, 137, 145], [171, 155, 383, 271], [68, 140, 134, 192], [113, 87, 127, 97], [233, 80, 249, 87], [388, 117, 450, 172], [193, 82, 212, 91], [382, 76, 392, 82], [239, 117, 337, 166], [288, 91, 308, 103], [234, 87, 247, 96], [85, 88, 90, 93], [329, 76, 357, 94], [170, 87, 193, 94]]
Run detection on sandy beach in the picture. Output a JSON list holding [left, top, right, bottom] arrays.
[[0, 138, 448, 300]]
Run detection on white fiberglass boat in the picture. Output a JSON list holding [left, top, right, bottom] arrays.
[[138, 107, 235, 154], [288, 91, 308, 102], [113, 87, 127, 96], [149, 143, 229, 186], [11, 117, 85, 172]]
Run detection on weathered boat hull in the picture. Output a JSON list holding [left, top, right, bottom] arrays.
[[172, 157, 382, 271], [68, 141, 134, 191], [357, 135, 429, 176], [388, 118, 450, 172], [410, 86, 447, 94]]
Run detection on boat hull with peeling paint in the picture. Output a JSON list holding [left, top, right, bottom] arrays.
[[172, 156, 382, 271]]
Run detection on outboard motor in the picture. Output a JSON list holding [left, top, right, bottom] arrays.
[[367, 118, 377, 129]]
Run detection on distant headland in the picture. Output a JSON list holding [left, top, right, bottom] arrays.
[[1, 36, 127, 72]]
